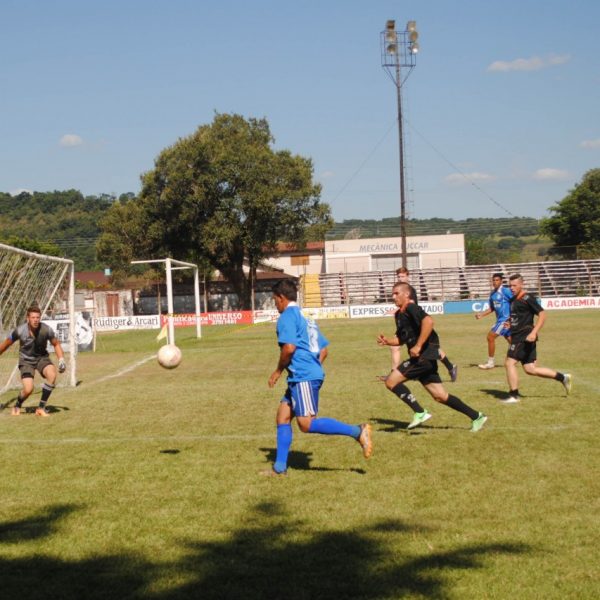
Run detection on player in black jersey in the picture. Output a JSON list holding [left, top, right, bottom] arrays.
[[503, 274, 572, 403], [383, 267, 458, 382], [377, 283, 487, 432]]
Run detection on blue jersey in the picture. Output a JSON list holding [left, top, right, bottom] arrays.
[[276, 303, 328, 383], [489, 286, 512, 322]]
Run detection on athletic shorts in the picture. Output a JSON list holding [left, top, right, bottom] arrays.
[[491, 320, 511, 337], [19, 356, 54, 379], [281, 380, 322, 417], [398, 357, 441, 385], [507, 340, 537, 365]]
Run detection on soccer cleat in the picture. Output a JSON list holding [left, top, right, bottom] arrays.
[[562, 373, 572, 396], [450, 364, 459, 382], [358, 423, 373, 459], [11, 406, 21, 416], [500, 395, 520, 404], [470, 413, 488, 432], [407, 411, 432, 430], [35, 407, 50, 417], [478, 362, 495, 370], [259, 468, 287, 477]]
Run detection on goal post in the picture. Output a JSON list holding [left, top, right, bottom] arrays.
[[0, 242, 76, 393], [131, 257, 202, 345]]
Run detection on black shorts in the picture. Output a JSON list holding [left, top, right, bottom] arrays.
[[19, 356, 54, 379], [398, 357, 442, 385], [507, 340, 537, 365]]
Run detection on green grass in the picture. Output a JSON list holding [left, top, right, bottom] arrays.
[[1, 311, 599, 599]]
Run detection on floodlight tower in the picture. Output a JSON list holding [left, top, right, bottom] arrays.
[[381, 19, 419, 268]]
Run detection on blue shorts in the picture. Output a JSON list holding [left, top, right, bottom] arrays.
[[491, 320, 511, 337], [281, 380, 322, 417]]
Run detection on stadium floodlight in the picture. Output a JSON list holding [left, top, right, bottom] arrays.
[[380, 19, 420, 268], [131, 257, 202, 344]]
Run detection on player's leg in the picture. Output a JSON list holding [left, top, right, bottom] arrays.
[[293, 381, 372, 458], [479, 330, 499, 369], [504, 352, 521, 402], [385, 367, 429, 420], [424, 381, 486, 431], [269, 397, 294, 475], [438, 348, 458, 381], [377, 345, 402, 381], [522, 361, 572, 394], [37, 359, 57, 416], [13, 370, 34, 415]]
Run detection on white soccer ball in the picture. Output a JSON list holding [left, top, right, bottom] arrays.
[[157, 344, 182, 369]]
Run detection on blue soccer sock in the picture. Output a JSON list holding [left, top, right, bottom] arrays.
[[274, 423, 292, 474], [308, 418, 361, 439]]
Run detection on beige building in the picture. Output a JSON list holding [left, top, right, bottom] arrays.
[[264, 234, 465, 275]]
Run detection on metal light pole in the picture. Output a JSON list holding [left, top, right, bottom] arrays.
[[381, 20, 419, 268]]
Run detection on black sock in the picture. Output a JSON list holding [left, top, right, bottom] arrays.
[[445, 394, 479, 421], [391, 383, 425, 413], [441, 356, 453, 371], [509, 389, 520, 397], [40, 383, 54, 405], [554, 372, 565, 382], [15, 394, 24, 408]]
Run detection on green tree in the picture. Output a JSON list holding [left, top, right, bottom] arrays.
[[97, 113, 332, 308], [541, 168, 600, 257]]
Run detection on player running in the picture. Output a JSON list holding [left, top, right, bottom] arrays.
[[475, 273, 512, 369], [377, 282, 487, 432]]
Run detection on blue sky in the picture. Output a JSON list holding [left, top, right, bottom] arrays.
[[1, 0, 599, 222]]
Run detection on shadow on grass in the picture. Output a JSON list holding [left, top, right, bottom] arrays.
[[259, 447, 363, 473], [481, 388, 513, 400], [0, 502, 530, 600]]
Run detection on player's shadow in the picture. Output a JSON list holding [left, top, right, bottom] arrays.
[[372, 417, 410, 432], [0, 504, 79, 543], [481, 388, 512, 400], [259, 447, 365, 474]]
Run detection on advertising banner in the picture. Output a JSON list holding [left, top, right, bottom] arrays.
[[44, 312, 95, 352], [94, 315, 161, 332], [349, 302, 444, 319], [160, 311, 254, 327], [541, 296, 600, 310]]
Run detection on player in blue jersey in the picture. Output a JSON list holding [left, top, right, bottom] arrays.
[[475, 273, 513, 369], [262, 279, 372, 476], [0, 305, 66, 416]]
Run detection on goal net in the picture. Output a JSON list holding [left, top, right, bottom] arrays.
[[0, 242, 76, 395]]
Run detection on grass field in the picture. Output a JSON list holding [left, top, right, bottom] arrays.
[[1, 310, 599, 599]]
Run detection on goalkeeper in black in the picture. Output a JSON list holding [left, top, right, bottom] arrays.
[[377, 283, 487, 432], [0, 305, 66, 416]]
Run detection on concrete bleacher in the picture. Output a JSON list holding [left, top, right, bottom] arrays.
[[302, 259, 600, 306]]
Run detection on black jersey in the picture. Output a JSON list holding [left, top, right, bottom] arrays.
[[9, 322, 56, 366], [394, 302, 440, 360], [509, 292, 543, 342]]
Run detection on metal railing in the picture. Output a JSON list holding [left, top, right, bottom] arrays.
[[303, 259, 600, 307]]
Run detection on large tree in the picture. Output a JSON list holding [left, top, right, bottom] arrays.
[[541, 168, 600, 257], [97, 113, 333, 307]]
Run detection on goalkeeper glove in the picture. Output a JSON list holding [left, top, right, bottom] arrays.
[[58, 358, 66, 373]]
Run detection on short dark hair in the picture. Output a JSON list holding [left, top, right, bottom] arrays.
[[395, 266, 410, 276], [272, 279, 297, 301], [26, 305, 41, 316], [492, 273, 503, 279], [509, 273, 522, 282]]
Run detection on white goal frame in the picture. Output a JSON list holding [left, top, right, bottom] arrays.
[[131, 257, 202, 344], [0, 242, 76, 391]]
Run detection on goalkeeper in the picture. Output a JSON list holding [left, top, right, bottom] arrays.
[[0, 305, 66, 417]]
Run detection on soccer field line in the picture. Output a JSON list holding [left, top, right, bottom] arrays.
[[86, 355, 157, 385], [0, 424, 589, 446]]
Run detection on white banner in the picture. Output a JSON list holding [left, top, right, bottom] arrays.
[[44, 312, 94, 352], [541, 296, 600, 310], [302, 306, 350, 320], [349, 302, 444, 319], [94, 315, 162, 331]]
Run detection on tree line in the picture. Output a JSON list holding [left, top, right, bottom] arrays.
[[1, 114, 598, 307]]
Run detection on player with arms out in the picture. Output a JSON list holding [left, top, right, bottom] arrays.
[[0, 305, 66, 416], [263, 279, 372, 476], [503, 274, 572, 403], [377, 282, 487, 432], [475, 272, 512, 369]]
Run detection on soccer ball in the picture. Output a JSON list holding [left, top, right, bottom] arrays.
[[157, 344, 182, 369]]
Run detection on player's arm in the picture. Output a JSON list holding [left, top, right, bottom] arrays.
[[319, 346, 328, 364], [50, 337, 67, 372], [475, 307, 494, 320], [527, 309, 546, 341], [377, 333, 400, 346], [269, 343, 296, 388], [410, 314, 434, 358], [0, 337, 14, 355]]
